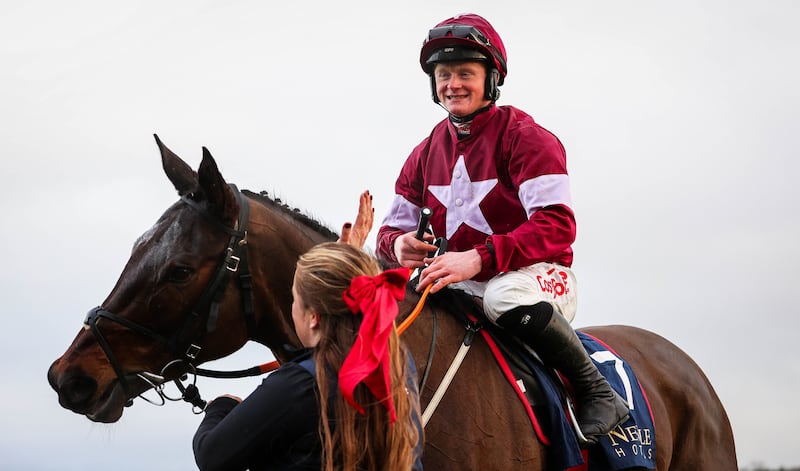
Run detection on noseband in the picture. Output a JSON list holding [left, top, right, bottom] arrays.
[[83, 184, 255, 409]]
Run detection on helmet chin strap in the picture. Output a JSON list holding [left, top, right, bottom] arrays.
[[446, 103, 493, 123]]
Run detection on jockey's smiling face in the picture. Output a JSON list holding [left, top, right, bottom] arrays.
[[434, 61, 492, 118]]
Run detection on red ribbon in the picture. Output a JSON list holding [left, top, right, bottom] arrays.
[[339, 267, 410, 423]]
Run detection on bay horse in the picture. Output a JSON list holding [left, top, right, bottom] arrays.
[[47, 138, 737, 470]]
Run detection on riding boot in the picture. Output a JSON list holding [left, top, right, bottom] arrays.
[[496, 301, 630, 445]]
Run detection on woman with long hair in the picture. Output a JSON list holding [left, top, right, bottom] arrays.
[[193, 242, 422, 470]]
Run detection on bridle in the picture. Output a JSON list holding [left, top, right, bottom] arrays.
[[83, 184, 256, 411]]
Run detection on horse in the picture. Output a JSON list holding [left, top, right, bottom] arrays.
[[48, 138, 738, 470]]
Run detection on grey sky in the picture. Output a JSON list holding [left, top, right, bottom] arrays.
[[2, 1, 798, 469]]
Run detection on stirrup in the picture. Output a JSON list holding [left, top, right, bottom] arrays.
[[565, 393, 630, 447], [564, 394, 593, 447]]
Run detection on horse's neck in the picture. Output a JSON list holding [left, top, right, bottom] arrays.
[[244, 194, 335, 361]]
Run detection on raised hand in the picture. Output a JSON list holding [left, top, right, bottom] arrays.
[[338, 190, 374, 249]]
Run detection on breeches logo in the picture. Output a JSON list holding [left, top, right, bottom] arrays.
[[536, 268, 569, 298]]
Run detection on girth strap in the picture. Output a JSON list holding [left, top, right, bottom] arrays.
[[421, 319, 481, 427]]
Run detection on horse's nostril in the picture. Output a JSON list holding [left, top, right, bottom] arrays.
[[58, 374, 98, 411]]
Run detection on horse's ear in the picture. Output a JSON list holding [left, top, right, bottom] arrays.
[[198, 146, 238, 223], [155, 134, 198, 196]]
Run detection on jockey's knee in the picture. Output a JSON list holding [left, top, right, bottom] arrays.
[[482, 270, 540, 323], [482, 265, 577, 323]]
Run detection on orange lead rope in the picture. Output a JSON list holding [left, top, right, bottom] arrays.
[[398, 206, 435, 335], [397, 284, 432, 335], [259, 360, 280, 373]]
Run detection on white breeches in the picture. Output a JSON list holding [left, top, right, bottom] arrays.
[[450, 262, 578, 323]]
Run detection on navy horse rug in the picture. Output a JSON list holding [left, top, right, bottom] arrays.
[[481, 323, 657, 471]]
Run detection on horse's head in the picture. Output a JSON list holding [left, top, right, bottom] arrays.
[[47, 136, 302, 422]]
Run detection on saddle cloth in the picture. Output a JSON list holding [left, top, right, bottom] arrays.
[[482, 327, 657, 471]]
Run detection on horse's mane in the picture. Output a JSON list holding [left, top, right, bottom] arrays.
[[243, 189, 339, 241]]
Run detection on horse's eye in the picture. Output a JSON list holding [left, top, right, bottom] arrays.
[[167, 267, 194, 283]]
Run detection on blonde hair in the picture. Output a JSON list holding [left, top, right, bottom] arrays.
[[294, 242, 420, 471]]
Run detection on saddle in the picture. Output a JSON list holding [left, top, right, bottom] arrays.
[[435, 289, 656, 471]]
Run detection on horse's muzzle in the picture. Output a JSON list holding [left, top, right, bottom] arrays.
[[47, 360, 126, 423]]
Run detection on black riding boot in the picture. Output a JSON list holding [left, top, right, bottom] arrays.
[[496, 301, 630, 445]]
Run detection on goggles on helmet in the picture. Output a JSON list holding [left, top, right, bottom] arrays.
[[428, 24, 490, 43], [425, 24, 507, 72]]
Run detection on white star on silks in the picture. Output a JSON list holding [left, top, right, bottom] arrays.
[[428, 155, 498, 239]]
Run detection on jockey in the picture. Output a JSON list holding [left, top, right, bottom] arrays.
[[376, 13, 629, 444]]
